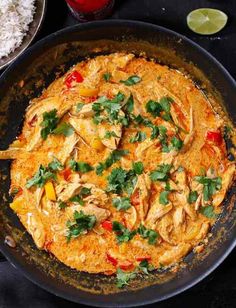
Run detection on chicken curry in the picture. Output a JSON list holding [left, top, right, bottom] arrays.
[[0, 53, 235, 287]]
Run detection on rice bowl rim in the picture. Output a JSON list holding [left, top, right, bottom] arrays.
[[0, 0, 47, 71]]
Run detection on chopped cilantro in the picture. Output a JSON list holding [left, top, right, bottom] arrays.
[[112, 197, 131, 211], [125, 94, 134, 113], [132, 161, 144, 175], [103, 72, 111, 82], [40, 109, 59, 140], [59, 202, 67, 210], [48, 158, 63, 171], [76, 103, 85, 112], [130, 131, 146, 143], [188, 191, 198, 204], [53, 122, 75, 137], [116, 268, 136, 288], [26, 164, 56, 188], [146, 100, 162, 117], [69, 187, 91, 206], [106, 168, 127, 194], [171, 136, 183, 150], [69, 160, 94, 173], [69, 195, 84, 205], [112, 221, 136, 244], [150, 125, 159, 139], [159, 96, 173, 113], [150, 164, 172, 182], [137, 224, 158, 245], [92, 92, 125, 124], [106, 167, 137, 195], [159, 190, 170, 205], [199, 205, 217, 219], [66, 210, 96, 242], [195, 176, 222, 201], [139, 260, 155, 275], [80, 187, 91, 196], [103, 131, 119, 139], [120, 75, 141, 86], [146, 96, 173, 120], [96, 149, 129, 175]]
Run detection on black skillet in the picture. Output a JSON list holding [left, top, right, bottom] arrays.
[[0, 20, 235, 307]]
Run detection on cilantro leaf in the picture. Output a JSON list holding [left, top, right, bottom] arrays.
[[40, 109, 59, 140], [171, 136, 183, 150], [132, 161, 144, 175], [103, 72, 111, 82], [103, 131, 119, 139], [69, 187, 91, 206], [76, 103, 85, 112], [159, 96, 173, 113], [120, 75, 141, 86], [139, 260, 155, 275], [116, 268, 136, 288], [112, 197, 131, 211], [159, 190, 170, 205], [96, 149, 129, 175], [26, 165, 56, 188], [195, 176, 222, 201], [146, 100, 162, 117], [69, 195, 84, 206], [69, 159, 94, 173], [106, 167, 127, 193], [79, 187, 91, 196], [53, 122, 75, 137], [58, 202, 67, 210], [125, 94, 134, 113], [150, 164, 172, 182], [150, 125, 159, 139], [48, 157, 63, 171], [66, 210, 96, 242], [137, 224, 158, 245], [130, 131, 146, 143], [92, 92, 125, 124], [199, 205, 217, 219], [112, 221, 136, 244], [106, 167, 137, 195], [188, 191, 198, 204]]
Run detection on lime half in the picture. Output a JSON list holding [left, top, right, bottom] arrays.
[[187, 8, 228, 35]]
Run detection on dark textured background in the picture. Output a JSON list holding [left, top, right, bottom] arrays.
[[1, 0, 236, 307]]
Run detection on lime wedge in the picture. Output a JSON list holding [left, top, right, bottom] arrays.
[[187, 8, 228, 35]]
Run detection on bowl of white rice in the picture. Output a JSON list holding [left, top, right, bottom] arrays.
[[0, 0, 46, 70]]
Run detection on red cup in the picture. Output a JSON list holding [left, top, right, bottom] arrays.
[[65, 0, 115, 21]]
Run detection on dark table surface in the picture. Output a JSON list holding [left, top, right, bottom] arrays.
[[1, 0, 236, 307]]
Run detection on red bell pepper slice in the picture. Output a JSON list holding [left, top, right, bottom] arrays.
[[28, 115, 38, 127], [119, 260, 133, 270], [206, 130, 222, 144], [65, 70, 84, 88], [106, 253, 118, 266], [101, 220, 113, 232], [136, 256, 151, 262], [61, 168, 72, 181]]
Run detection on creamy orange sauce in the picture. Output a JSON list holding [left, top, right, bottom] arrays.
[[1, 53, 235, 275]]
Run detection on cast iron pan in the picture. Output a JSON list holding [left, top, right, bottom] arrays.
[[0, 20, 235, 307]]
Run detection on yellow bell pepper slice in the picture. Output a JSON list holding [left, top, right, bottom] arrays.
[[44, 182, 56, 201], [90, 137, 105, 151], [79, 87, 99, 97], [10, 199, 22, 212]]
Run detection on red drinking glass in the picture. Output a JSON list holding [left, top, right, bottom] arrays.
[[65, 0, 115, 22]]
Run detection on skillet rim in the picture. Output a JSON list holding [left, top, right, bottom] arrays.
[[0, 19, 236, 307]]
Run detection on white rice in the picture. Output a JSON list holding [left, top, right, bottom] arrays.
[[0, 0, 35, 59]]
